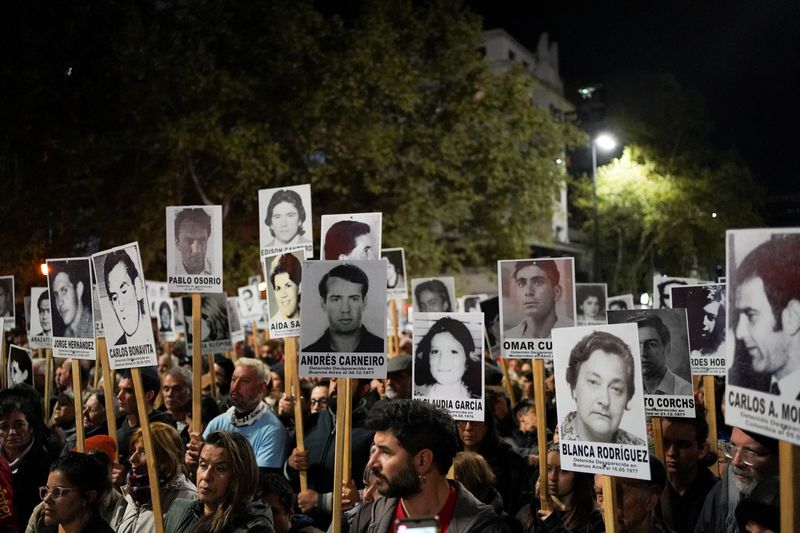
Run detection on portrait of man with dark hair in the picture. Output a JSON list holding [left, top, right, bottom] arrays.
[[653, 276, 696, 309], [413, 278, 455, 313], [673, 284, 727, 361], [729, 231, 800, 398], [100, 248, 149, 346], [559, 329, 645, 445], [32, 288, 52, 338], [259, 184, 314, 257], [303, 263, 384, 353], [503, 259, 573, 339], [47, 258, 94, 339], [0, 277, 13, 319], [320, 212, 381, 261], [237, 284, 262, 322], [173, 207, 213, 276], [382, 248, 407, 299]]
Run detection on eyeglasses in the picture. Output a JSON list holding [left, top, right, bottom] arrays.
[[310, 397, 329, 407], [39, 486, 77, 500], [720, 441, 773, 467]]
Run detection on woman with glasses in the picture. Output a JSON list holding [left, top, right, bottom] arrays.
[[38, 452, 115, 532]]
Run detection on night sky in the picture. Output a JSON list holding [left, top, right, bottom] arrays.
[[468, 1, 800, 198]]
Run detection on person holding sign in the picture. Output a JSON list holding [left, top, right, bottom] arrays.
[[505, 260, 570, 339], [414, 317, 482, 400], [560, 330, 645, 445], [303, 264, 383, 353], [348, 400, 507, 532], [102, 250, 149, 346], [173, 207, 213, 276]]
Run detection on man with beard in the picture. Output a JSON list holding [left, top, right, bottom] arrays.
[[187, 358, 288, 470], [694, 427, 778, 533], [347, 399, 508, 533]]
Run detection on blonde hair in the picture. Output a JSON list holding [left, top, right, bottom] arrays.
[[453, 450, 496, 503], [234, 357, 270, 386], [129, 422, 185, 482], [197, 431, 259, 533]]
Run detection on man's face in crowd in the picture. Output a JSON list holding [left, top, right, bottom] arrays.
[[340, 233, 375, 260], [520, 374, 533, 397], [107, 262, 141, 337], [38, 298, 52, 334], [230, 365, 266, 411], [270, 201, 301, 244], [163, 374, 191, 414], [638, 326, 668, 379], [572, 349, 630, 442], [457, 420, 487, 449], [418, 289, 446, 312], [214, 363, 230, 389], [661, 419, 702, 478], [729, 428, 777, 495], [735, 276, 792, 377], [263, 492, 292, 533], [385, 372, 412, 400], [53, 272, 83, 328], [323, 277, 366, 335], [83, 394, 104, 430], [56, 360, 72, 389], [53, 400, 75, 426], [517, 408, 537, 433], [176, 219, 209, 274], [117, 377, 138, 415], [616, 478, 658, 533], [309, 385, 330, 413], [581, 296, 601, 319], [514, 265, 561, 320], [367, 431, 422, 498]]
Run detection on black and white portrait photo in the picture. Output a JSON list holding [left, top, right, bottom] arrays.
[[608, 308, 695, 417], [320, 212, 382, 261], [92, 283, 104, 338], [7, 345, 33, 387], [576, 283, 608, 326], [725, 228, 800, 445], [480, 297, 501, 357], [552, 324, 650, 480], [227, 297, 245, 343], [412, 313, 484, 422], [156, 297, 176, 343], [259, 184, 314, 258], [146, 280, 168, 317], [498, 258, 576, 359], [458, 294, 488, 314], [411, 277, 457, 313], [607, 294, 634, 311], [300, 260, 386, 378], [29, 287, 52, 349], [263, 250, 303, 339], [46, 258, 96, 359], [381, 248, 407, 300], [166, 205, 223, 293], [92, 242, 158, 369], [670, 283, 726, 376], [0, 276, 15, 330], [182, 293, 232, 355], [652, 276, 698, 309], [237, 284, 262, 322]]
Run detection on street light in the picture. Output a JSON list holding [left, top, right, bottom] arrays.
[[591, 132, 617, 282]]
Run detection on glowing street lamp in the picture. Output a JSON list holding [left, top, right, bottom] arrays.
[[591, 132, 618, 282]]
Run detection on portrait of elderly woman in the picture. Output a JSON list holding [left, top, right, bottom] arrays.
[[263, 189, 310, 248], [268, 252, 302, 322], [561, 330, 645, 445], [414, 316, 482, 400]]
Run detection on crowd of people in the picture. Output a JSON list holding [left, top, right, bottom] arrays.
[[0, 328, 783, 533]]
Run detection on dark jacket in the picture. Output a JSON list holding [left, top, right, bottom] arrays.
[[348, 481, 511, 533], [667, 465, 719, 533], [164, 497, 275, 533], [516, 503, 605, 533], [474, 439, 531, 514], [30, 512, 115, 533], [8, 440, 52, 531]]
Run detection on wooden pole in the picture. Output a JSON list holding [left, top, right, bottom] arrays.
[[702, 375, 720, 477], [284, 337, 307, 491], [342, 378, 352, 483], [331, 389, 347, 532], [251, 321, 260, 357], [497, 358, 517, 407], [131, 368, 165, 533], [92, 357, 100, 389], [208, 354, 217, 400], [71, 360, 85, 452], [532, 359, 550, 511], [779, 441, 799, 533], [97, 338, 118, 459], [0, 331, 6, 389], [191, 294, 202, 434], [651, 417, 672, 525], [601, 475, 618, 532], [389, 300, 399, 356], [44, 349, 53, 422]]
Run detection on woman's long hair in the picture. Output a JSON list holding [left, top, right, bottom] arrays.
[[130, 422, 186, 483], [195, 431, 259, 533], [414, 317, 482, 397]]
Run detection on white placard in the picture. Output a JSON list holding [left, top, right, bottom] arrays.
[[263, 249, 304, 339], [46, 257, 96, 360], [411, 277, 457, 313], [670, 283, 726, 376], [576, 283, 608, 326], [182, 293, 232, 355], [155, 297, 177, 342], [259, 184, 314, 259], [166, 205, 223, 293], [29, 288, 52, 349], [320, 212, 382, 261], [382, 248, 408, 300]]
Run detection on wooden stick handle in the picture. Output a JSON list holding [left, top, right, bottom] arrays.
[[191, 294, 202, 435], [651, 417, 672, 525], [44, 349, 53, 422], [533, 359, 549, 511], [779, 441, 799, 533], [702, 375, 720, 477], [285, 338, 307, 491], [97, 338, 118, 459], [251, 321, 260, 356], [331, 387, 347, 532], [601, 475, 618, 532], [131, 368, 164, 533], [71, 360, 85, 452], [208, 354, 217, 400]]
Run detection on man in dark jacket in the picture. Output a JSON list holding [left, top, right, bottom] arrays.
[[347, 400, 510, 533]]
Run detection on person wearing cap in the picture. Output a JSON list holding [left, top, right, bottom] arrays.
[[384, 354, 412, 400], [505, 260, 570, 339], [694, 427, 779, 533], [616, 455, 676, 532], [51, 391, 77, 445]]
